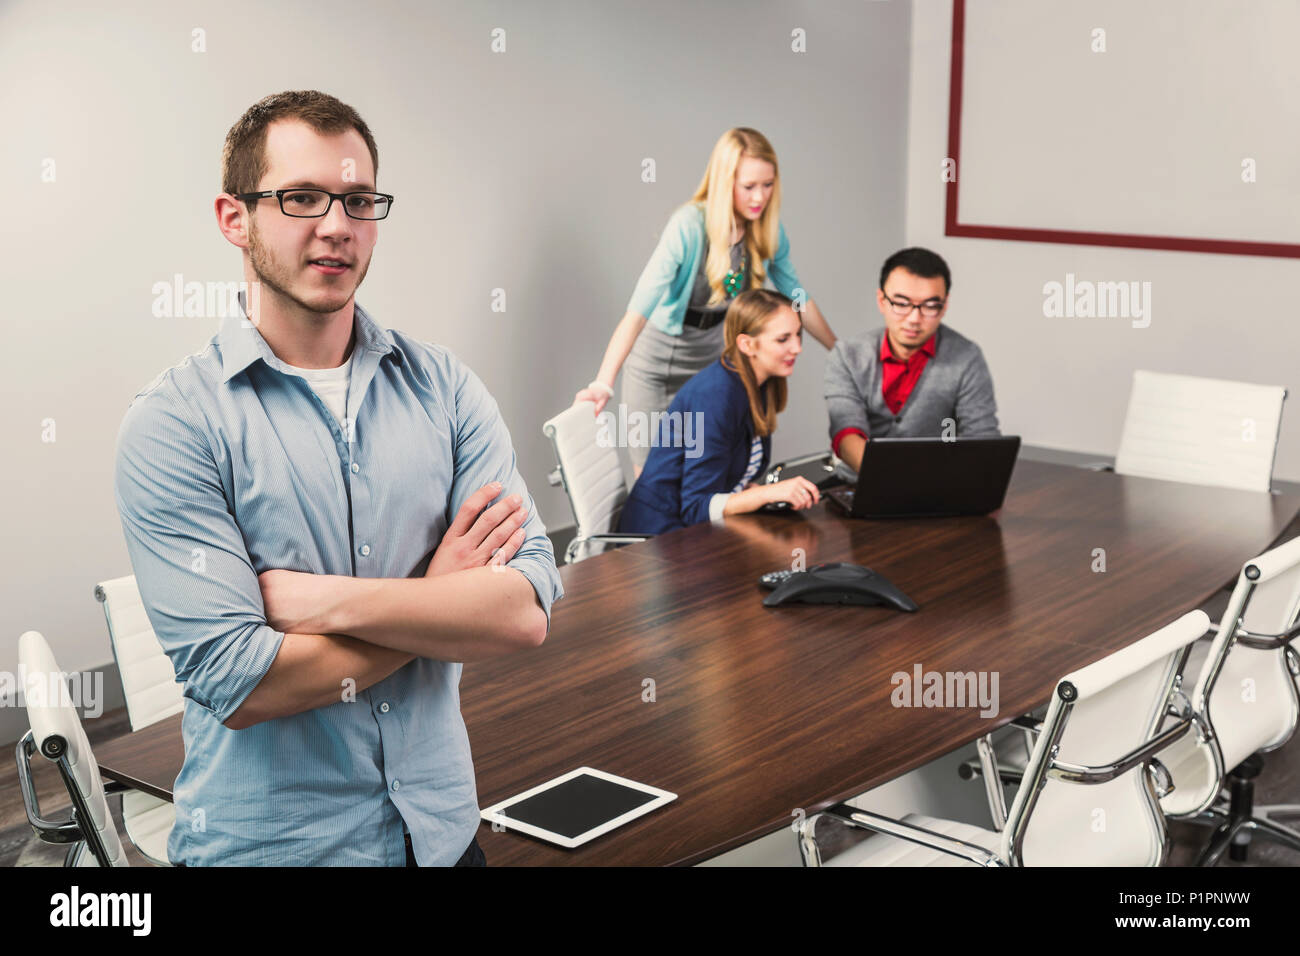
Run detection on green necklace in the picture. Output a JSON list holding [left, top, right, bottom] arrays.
[[723, 247, 747, 298]]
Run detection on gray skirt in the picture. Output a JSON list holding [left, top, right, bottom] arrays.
[[621, 321, 725, 469]]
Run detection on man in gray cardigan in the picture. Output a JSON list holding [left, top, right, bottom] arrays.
[[824, 247, 999, 471]]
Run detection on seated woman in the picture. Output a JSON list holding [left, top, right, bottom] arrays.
[[617, 288, 821, 535]]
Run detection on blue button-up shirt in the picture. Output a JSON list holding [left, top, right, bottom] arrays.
[[113, 303, 563, 866]]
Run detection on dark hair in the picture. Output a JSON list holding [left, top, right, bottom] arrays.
[[879, 247, 952, 295], [222, 90, 379, 199]]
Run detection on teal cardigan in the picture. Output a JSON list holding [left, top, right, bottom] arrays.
[[626, 202, 804, 336]]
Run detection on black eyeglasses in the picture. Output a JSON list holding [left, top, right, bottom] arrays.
[[883, 292, 945, 318], [236, 188, 395, 220]]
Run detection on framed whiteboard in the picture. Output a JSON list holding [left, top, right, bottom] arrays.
[[944, 0, 1300, 257]]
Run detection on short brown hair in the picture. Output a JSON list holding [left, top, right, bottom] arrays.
[[221, 90, 380, 197]]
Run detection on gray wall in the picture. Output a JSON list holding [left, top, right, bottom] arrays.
[[1, 0, 912, 732]]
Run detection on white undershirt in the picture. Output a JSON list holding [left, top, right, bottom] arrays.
[[283, 351, 354, 431]]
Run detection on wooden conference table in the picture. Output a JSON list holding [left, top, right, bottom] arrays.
[[94, 460, 1300, 865]]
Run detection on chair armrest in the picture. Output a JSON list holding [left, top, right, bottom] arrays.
[[13, 732, 82, 845], [1010, 714, 1043, 734], [818, 803, 1003, 867], [1233, 619, 1300, 651], [1047, 716, 1193, 784], [958, 716, 1040, 784], [957, 759, 1027, 786], [565, 533, 651, 564]]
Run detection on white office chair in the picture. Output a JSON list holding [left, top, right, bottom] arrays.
[[1158, 535, 1300, 864], [543, 401, 649, 563], [15, 631, 130, 867], [1111, 370, 1286, 492], [798, 610, 1210, 867], [93, 575, 179, 866]]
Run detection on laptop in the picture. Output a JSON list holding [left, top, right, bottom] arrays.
[[827, 436, 1021, 518]]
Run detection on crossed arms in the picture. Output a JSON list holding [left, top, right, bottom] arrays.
[[114, 367, 561, 735], [227, 482, 546, 729]]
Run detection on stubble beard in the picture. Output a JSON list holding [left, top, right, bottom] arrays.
[[247, 215, 371, 317]]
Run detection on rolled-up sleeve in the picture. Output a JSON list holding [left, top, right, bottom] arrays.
[[447, 356, 564, 626], [824, 342, 870, 440], [114, 390, 283, 724]]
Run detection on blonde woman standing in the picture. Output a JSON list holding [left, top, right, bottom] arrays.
[[573, 128, 837, 473]]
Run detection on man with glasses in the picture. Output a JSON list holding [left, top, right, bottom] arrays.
[[823, 247, 1000, 471], [114, 90, 562, 866]]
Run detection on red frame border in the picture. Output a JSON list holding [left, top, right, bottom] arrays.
[[944, 0, 1300, 258]]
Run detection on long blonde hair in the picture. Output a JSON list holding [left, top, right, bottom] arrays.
[[721, 289, 791, 438], [690, 128, 782, 307]]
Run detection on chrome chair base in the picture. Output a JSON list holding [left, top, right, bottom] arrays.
[[1184, 797, 1300, 866], [1181, 752, 1300, 865], [1194, 811, 1300, 866]]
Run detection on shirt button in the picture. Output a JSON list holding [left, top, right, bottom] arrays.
[[379, 701, 390, 713], [350, 462, 360, 474], [391, 780, 401, 792], [360, 544, 371, 557]]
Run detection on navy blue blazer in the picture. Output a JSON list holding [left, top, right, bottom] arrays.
[[618, 359, 772, 534]]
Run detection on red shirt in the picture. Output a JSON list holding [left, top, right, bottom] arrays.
[[880, 331, 936, 414], [831, 332, 937, 457]]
